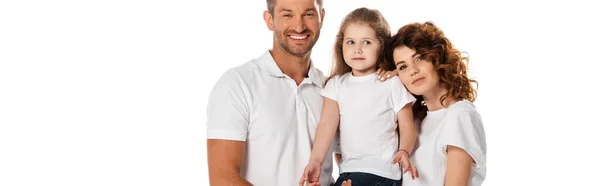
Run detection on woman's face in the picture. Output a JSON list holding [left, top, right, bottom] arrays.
[[392, 45, 440, 96]]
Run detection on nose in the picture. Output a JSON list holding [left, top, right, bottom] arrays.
[[354, 45, 363, 54], [291, 16, 307, 33], [409, 66, 420, 76]]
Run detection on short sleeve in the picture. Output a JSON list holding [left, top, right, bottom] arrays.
[[206, 70, 250, 141], [390, 77, 416, 113], [440, 109, 487, 169], [320, 75, 341, 101]]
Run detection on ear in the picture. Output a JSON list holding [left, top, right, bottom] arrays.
[[263, 10, 274, 31], [320, 8, 325, 27]]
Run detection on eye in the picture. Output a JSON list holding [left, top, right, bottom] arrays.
[[283, 14, 292, 17], [305, 13, 315, 17], [363, 40, 371, 45], [398, 65, 407, 71], [416, 57, 422, 62], [346, 40, 355, 45]]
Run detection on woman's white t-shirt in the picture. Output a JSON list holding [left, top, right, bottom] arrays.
[[403, 100, 486, 186], [320, 72, 415, 180]]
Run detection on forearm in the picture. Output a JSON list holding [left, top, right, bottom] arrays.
[[209, 174, 253, 186], [398, 123, 417, 153], [397, 106, 416, 153], [207, 139, 252, 186], [309, 119, 339, 164]]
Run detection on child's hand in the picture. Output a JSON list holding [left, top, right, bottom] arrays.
[[341, 179, 352, 186], [299, 160, 322, 186], [377, 68, 398, 82], [392, 150, 419, 179]]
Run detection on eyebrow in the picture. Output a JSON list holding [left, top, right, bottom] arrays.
[[395, 53, 419, 66], [344, 37, 376, 40], [279, 8, 318, 13]]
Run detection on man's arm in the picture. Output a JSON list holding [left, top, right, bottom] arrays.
[[207, 139, 252, 186], [206, 70, 252, 185]]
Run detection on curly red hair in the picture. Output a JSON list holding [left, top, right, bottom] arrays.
[[384, 22, 478, 120]]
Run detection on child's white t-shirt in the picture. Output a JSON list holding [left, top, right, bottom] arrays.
[[403, 100, 486, 186], [320, 72, 416, 180]]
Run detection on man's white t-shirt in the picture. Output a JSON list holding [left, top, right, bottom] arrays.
[[206, 51, 336, 186], [320, 72, 416, 180], [403, 100, 486, 186]]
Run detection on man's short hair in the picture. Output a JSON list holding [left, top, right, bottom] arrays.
[[266, 0, 323, 14]]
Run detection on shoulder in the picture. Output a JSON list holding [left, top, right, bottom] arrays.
[[441, 100, 485, 138], [447, 100, 481, 122], [384, 76, 402, 88], [210, 58, 261, 96], [325, 73, 351, 85]]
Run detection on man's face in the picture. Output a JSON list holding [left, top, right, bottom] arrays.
[[264, 0, 324, 57]]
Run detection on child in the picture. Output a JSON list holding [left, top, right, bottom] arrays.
[[385, 22, 487, 186], [299, 7, 418, 186]]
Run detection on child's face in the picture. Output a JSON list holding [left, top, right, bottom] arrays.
[[342, 23, 380, 74], [392, 45, 440, 96]]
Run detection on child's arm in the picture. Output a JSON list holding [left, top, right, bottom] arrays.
[[392, 103, 418, 179], [299, 97, 340, 185], [309, 97, 341, 164], [397, 103, 416, 157]]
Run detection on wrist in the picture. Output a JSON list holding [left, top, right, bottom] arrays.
[[309, 158, 323, 165], [398, 148, 411, 157]]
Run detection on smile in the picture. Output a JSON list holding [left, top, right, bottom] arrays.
[[289, 35, 308, 40], [412, 77, 425, 85]]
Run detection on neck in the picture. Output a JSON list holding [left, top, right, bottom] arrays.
[[270, 47, 311, 85], [422, 85, 458, 111], [351, 66, 377, 77]]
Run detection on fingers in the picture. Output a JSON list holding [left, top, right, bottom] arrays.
[[299, 169, 308, 186], [391, 152, 401, 164], [411, 164, 419, 179], [401, 159, 411, 174], [377, 69, 399, 82], [377, 69, 390, 81], [401, 161, 419, 180], [341, 179, 352, 186]]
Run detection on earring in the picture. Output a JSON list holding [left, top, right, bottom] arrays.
[[421, 100, 427, 106]]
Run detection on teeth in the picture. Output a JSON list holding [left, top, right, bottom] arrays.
[[289, 35, 307, 40]]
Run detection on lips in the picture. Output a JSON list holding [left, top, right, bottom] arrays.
[[352, 57, 365, 60], [289, 35, 308, 40], [412, 77, 425, 85]]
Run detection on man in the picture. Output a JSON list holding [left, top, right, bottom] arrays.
[[206, 0, 336, 185]]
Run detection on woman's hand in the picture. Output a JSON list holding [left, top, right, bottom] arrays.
[[377, 68, 398, 82]]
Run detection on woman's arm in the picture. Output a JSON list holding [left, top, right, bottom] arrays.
[[309, 97, 341, 164], [444, 145, 473, 186]]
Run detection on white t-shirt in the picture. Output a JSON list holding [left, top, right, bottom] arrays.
[[206, 51, 336, 186], [403, 100, 487, 186], [320, 72, 416, 180]]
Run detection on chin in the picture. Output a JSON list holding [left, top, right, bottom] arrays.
[[406, 87, 425, 96]]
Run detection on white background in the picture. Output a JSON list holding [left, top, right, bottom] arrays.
[[1, 0, 599, 185]]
